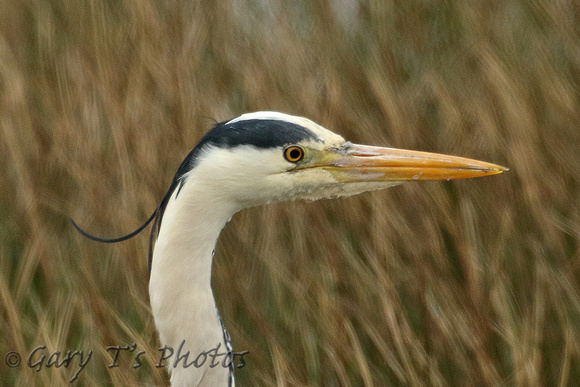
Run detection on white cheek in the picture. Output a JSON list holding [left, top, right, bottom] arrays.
[[190, 147, 293, 206], [265, 169, 338, 201]]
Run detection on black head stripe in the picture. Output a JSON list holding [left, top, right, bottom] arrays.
[[202, 119, 320, 149]]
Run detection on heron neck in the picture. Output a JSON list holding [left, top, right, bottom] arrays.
[[148, 182, 239, 385]]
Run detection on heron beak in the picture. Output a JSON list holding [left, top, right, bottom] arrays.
[[312, 143, 507, 182]]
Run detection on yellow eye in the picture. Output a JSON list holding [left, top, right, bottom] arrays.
[[284, 146, 304, 163]]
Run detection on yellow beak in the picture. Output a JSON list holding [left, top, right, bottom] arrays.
[[315, 143, 507, 182]]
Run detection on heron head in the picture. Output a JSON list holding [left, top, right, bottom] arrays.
[[176, 112, 506, 210]]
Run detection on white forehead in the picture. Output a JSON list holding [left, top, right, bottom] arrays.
[[226, 111, 345, 147]]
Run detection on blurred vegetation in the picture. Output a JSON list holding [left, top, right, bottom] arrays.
[[1, 0, 579, 385]]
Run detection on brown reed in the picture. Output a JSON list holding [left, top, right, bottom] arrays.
[[0, 1, 579, 385]]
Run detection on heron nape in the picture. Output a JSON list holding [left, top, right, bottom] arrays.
[[73, 112, 506, 386]]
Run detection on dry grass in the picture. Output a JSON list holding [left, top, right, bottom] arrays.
[[1, 0, 579, 385]]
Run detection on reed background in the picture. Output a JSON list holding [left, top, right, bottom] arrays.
[[1, 1, 579, 386]]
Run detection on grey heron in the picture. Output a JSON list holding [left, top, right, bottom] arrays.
[[73, 111, 506, 386]]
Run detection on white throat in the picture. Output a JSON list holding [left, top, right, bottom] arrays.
[[149, 173, 240, 386]]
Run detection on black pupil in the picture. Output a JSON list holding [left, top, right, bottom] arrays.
[[289, 148, 301, 160]]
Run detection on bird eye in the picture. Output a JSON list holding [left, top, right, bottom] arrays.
[[284, 146, 304, 163]]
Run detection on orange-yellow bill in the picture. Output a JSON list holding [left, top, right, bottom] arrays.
[[314, 143, 507, 182]]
